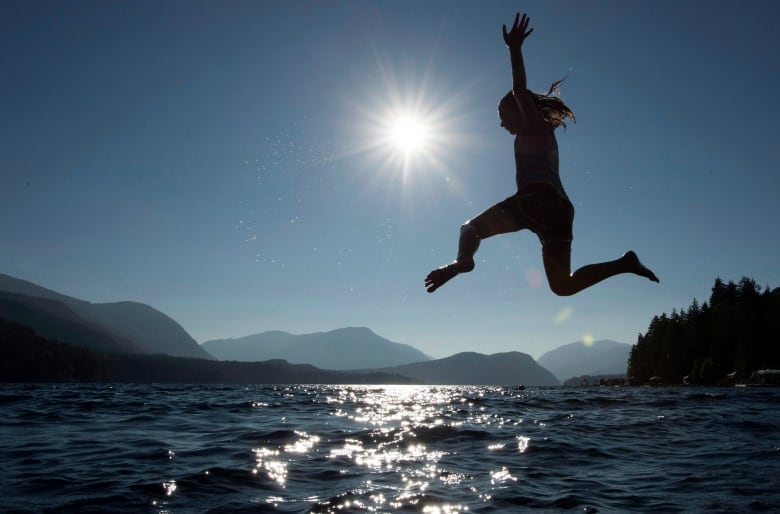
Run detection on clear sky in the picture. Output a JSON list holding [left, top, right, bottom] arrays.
[[2, 1, 779, 359]]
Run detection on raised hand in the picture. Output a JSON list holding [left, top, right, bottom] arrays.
[[502, 13, 533, 48]]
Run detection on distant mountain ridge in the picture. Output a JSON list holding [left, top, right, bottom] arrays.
[[0, 273, 212, 359], [537, 340, 631, 382], [202, 327, 431, 370], [1, 273, 612, 385], [0, 291, 139, 354], [381, 351, 560, 386], [0, 318, 418, 384]]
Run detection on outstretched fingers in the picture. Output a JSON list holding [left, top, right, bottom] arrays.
[[520, 14, 533, 39], [503, 12, 533, 46]]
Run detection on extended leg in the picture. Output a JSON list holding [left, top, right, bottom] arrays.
[[424, 223, 480, 293], [425, 198, 525, 294], [543, 242, 659, 297]]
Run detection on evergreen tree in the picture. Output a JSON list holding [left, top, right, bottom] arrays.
[[628, 277, 779, 385]]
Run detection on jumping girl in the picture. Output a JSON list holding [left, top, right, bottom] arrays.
[[425, 13, 658, 295]]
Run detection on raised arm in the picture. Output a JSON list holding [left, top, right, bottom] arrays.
[[502, 13, 533, 93], [502, 13, 538, 122]]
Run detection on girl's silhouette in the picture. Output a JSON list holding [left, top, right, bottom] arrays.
[[425, 13, 658, 295]]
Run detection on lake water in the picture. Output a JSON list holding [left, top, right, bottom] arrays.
[[1, 384, 779, 513]]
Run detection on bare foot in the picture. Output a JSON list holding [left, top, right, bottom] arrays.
[[624, 251, 659, 283], [425, 257, 475, 293], [425, 261, 461, 293], [425, 263, 460, 293]]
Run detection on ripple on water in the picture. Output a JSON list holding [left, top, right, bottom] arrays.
[[1, 384, 779, 512]]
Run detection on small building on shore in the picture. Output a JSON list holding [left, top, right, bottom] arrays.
[[745, 369, 780, 387]]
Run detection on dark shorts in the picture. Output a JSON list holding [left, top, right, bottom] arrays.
[[467, 183, 574, 246]]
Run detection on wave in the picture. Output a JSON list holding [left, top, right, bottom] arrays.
[[1, 384, 779, 513]]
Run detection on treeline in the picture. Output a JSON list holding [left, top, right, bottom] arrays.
[[0, 318, 417, 384], [628, 277, 780, 385], [563, 375, 627, 387], [0, 318, 115, 382]]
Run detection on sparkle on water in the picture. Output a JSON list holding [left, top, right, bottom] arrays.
[[4, 384, 780, 512]]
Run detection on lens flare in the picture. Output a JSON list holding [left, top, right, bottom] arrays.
[[554, 306, 573, 323], [524, 267, 544, 288]]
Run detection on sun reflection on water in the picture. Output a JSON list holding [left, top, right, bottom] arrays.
[[285, 430, 320, 454], [162, 480, 177, 496], [252, 446, 286, 486], [253, 386, 540, 511], [517, 435, 530, 453], [490, 467, 517, 485]]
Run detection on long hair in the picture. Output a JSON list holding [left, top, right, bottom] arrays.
[[500, 78, 576, 129], [531, 78, 575, 129]]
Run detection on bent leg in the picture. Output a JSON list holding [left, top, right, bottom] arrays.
[[543, 243, 659, 297], [424, 224, 480, 293], [426, 200, 524, 293]]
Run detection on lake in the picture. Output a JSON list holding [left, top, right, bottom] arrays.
[[1, 384, 778, 512]]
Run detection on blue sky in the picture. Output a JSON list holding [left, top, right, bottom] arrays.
[[2, 1, 779, 359]]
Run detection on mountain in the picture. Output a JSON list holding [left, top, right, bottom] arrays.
[[0, 318, 418, 384], [537, 340, 631, 382], [0, 291, 139, 354], [202, 327, 431, 369], [0, 273, 212, 359], [380, 351, 560, 386]]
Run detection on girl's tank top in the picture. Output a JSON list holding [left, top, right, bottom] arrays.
[[513, 128, 569, 201]]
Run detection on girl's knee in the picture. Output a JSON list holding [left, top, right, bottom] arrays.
[[549, 280, 576, 297], [460, 221, 480, 237], [460, 222, 483, 246]]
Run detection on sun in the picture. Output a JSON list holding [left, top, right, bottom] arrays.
[[336, 57, 475, 197], [388, 115, 430, 154], [366, 104, 443, 178]]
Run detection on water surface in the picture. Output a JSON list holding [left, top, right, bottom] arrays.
[[2, 384, 778, 512]]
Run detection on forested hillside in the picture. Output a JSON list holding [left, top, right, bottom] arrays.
[[0, 318, 416, 384], [628, 277, 779, 385]]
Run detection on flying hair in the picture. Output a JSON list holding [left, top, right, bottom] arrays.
[[531, 77, 576, 129]]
